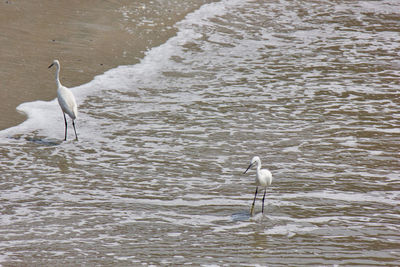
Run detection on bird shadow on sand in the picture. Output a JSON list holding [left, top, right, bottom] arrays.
[[8, 134, 62, 146], [231, 210, 269, 222], [231, 210, 266, 221], [25, 137, 62, 146], [231, 210, 251, 221]]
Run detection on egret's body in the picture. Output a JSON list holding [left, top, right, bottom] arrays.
[[244, 156, 273, 215], [48, 60, 78, 141]]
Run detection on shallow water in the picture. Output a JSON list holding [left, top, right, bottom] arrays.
[[1, 0, 400, 265]]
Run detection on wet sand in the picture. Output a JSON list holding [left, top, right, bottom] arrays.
[[0, 0, 216, 130]]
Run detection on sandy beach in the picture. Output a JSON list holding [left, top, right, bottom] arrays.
[[0, 0, 216, 130]]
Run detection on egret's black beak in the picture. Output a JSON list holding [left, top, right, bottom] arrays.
[[48, 63, 54, 68], [243, 163, 254, 174]]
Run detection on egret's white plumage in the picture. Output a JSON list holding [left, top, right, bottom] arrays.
[[244, 156, 273, 215], [48, 59, 78, 141]]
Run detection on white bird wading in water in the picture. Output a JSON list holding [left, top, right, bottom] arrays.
[[48, 59, 79, 141], [244, 156, 273, 215]]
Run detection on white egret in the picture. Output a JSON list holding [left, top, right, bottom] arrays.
[[244, 156, 273, 215], [48, 59, 78, 141]]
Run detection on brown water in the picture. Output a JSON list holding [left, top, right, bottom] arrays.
[[1, 0, 399, 265]]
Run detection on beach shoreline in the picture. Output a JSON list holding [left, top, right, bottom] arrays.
[[0, 0, 216, 130]]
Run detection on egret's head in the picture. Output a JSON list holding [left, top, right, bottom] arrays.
[[244, 156, 261, 174], [251, 156, 260, 165], [48, 59, 60, 69]]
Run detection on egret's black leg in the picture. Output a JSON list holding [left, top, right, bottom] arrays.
[[72, 120, 78, 141], [250, 186, 258, 215], [262, 189, 266, 213], [63, 113, 68, 141]]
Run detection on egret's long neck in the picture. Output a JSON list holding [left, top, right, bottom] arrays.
[[55, 64, 61, 87], [256, 159, 261, 172]]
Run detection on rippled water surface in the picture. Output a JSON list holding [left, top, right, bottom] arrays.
[[1, 0, 399, 265]]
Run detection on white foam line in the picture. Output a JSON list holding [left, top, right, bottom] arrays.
[[213, 220, 253, 233], [282, 190, 400, 205], [264, 223, 319, 237]]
